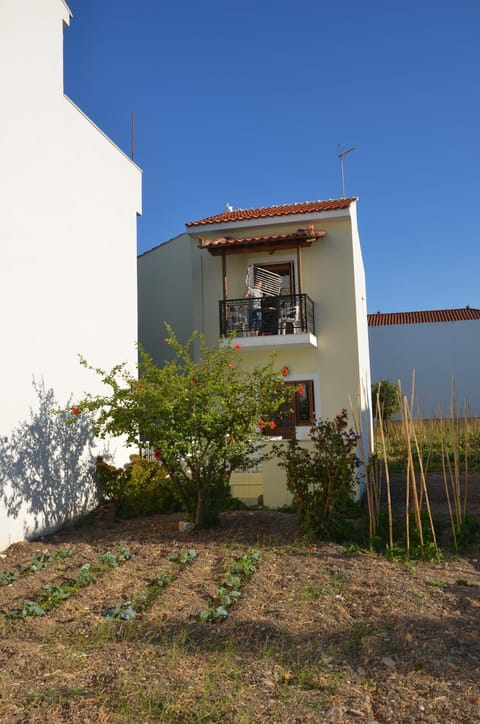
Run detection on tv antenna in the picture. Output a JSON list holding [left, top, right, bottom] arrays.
[[337, 145, 356, 197]]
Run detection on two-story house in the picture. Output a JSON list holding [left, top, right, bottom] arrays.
[[138, 198, 371, 507], [0, 0, 142, 549]]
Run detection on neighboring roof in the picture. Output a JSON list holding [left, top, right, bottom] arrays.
[[198, 227, 326, 255], [186, 198, 357, 227], [368, 308, 480, 327]]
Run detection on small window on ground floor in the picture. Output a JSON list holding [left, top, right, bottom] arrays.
[[264, 380, 315, 439]]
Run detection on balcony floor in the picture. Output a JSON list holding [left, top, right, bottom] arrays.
[[226, 332, 318, 349]]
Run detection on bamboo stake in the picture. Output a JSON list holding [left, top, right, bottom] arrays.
[[407, 397, 438, 556], [377, 385, 393, 551], [401, 395, 424, 557], [441, 435, 457, 550]]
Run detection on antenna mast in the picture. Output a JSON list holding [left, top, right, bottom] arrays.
[[337, 145, 356, 197]]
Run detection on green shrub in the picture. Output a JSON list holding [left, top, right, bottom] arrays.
[[273, 410, 360, 540], [371, 379, 400, 424], [96, 455, 180, 517]]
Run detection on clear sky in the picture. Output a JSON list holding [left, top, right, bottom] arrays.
[[63, 0, 480, 314]]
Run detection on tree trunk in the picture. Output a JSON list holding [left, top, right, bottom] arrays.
[[195, 490, 210, 528]]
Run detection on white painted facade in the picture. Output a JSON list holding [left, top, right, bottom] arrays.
[[369, 319, 480, 417], [0, 0, 142, 549], [138, 201, 371, 507]]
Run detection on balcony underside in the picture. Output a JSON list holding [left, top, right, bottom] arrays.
[[232, 332, 318, 349]]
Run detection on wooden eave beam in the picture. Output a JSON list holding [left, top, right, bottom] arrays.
[[204, 238, 319, 256]]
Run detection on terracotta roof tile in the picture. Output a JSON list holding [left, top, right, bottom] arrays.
[[186, 198, 357, 227], [368, 308, 480, 327], [198, 227, 326, 252]]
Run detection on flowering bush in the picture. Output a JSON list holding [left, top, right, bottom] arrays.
[[273, 409, 360, 539], [95, 455, 180, 517], [77, 326, 289, 528]]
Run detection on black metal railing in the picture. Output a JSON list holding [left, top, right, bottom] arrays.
[[219, 294, 315, 338]]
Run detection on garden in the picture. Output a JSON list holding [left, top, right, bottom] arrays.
[[0, 343, 479, 721]]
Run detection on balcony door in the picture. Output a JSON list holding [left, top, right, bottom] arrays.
[[255, 262, 294, 296]]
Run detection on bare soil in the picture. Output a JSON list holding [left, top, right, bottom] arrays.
[[0, 491, 479, 722]]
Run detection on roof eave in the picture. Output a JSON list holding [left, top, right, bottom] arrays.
[[187, 205, 355, 235]]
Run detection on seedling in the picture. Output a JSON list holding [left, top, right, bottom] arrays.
[[101, 601, 137, 620], [99, 551, 119, 568], [168, 549, 197, 565], [199, 548, 260, 623], [42, 584, 72, 606], [426, 579, 446, 590], [7, 599, 46, 618], [76, 563, 97, 586], [99, 543, 133, 569], [0, 571, 18, 586]]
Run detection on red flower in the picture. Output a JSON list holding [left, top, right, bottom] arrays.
[[136, 383, 142, 389], [190, 379, 196, 385], [234, 343, 241, 350], [269, 420, 276, 430], [297, 385, 305, 395], [281, 367, 289, 377], [71, 406, 80, 416], [258, 419, 266, 430], [154, 450, 162, 459]]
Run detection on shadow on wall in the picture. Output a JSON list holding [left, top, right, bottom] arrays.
[[0, 379, 99, 539]]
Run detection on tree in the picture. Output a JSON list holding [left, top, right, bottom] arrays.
[[76, 327, 289, 528], [371, 379, 400, 424]]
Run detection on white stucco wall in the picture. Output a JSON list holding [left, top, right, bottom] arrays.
[[369, 321, 480, 417], [0, 0, 142, 549], [138, 234, 195, 361]]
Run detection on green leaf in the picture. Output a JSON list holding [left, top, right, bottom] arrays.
[[8, 599, 46, 618], [99, 551, 118, 568], [77, 563, 97, 586], [101, 601, 137, 620]]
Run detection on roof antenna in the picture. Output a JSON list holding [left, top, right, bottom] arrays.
[[337, 145, 356, 197]]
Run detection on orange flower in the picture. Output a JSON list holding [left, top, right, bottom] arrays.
[[281, 367, 289, 377], [258, 419, 266, 430], [164, 337, 170, 344], [71, 406, 80, 416], [228, 362, 234, 369], [297, 385, 305, 395], [269, 420, 276, 430]]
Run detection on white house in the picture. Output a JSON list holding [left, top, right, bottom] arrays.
[[0, 0, 142, 549], [138, 198, 371, 506], [368, 307, 480, 417]]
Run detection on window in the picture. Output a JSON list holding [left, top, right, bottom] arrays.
[[265, 380, 315, 438]]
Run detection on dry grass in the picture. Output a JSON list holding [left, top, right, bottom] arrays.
[[0, 510, 479, 722]]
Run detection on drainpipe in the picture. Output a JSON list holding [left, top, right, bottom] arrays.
[[296, 244, 302, 294], [222, 250, 227, 300]]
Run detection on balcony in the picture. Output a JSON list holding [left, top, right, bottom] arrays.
[[219, 293, 317, 349]]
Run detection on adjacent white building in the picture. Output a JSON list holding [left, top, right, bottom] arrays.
[[368, 307, 480, 417], [0, 0, 142, 549]]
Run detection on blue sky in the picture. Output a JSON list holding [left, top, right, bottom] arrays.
[[63, 1, 480, 314]]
